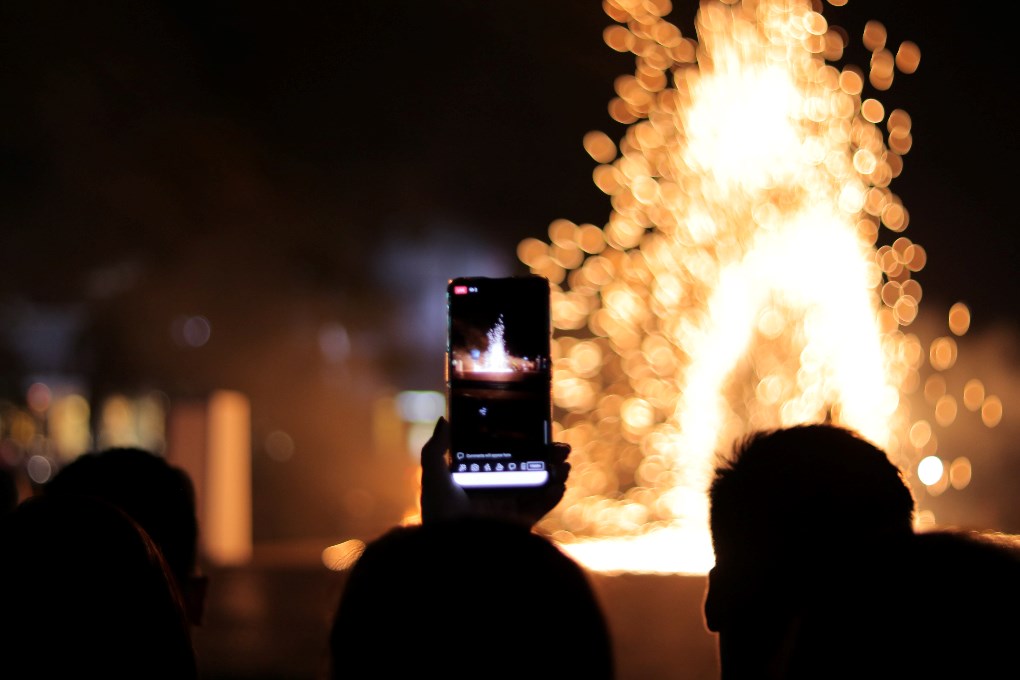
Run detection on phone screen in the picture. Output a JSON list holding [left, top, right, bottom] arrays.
[[446, 275, 552, 488]]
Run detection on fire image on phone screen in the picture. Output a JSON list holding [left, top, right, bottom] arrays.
[[446, 276, 552, 489]]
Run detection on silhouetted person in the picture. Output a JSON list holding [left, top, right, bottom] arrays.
[[44, 446, 208, 627], [326, 415, 613, 679], [704, 423, 1019, 679], [328, 515, 615, 680], [704, 424, 917, 679], [0, 493, 198, 679]]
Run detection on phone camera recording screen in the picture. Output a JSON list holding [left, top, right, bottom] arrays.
[[447, 276, 552, 489]]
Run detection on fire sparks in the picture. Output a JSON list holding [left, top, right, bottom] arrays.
[[522, 0, 935, 573], [482, 317, 513, 372]]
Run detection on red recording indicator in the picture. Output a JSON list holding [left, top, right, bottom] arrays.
[[453, 285, 468, 295]]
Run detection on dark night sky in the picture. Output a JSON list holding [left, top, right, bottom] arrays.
[[0, 1, 1016, 537], [1, 1, 1016, 325]]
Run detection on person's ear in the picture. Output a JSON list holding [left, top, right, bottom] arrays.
[[703, 566, 724, 632]]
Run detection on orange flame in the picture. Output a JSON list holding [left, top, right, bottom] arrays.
[[523, 0, 927, 573]]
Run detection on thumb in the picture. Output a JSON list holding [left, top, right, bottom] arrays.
[[420, 416, 450, 473], [419, 416, 454, 521]]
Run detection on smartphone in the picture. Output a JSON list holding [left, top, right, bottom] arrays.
[[446, 275, 552, 489]]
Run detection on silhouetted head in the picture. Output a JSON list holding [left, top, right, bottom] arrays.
[[45, 446, 206, 625], [0, 493, 197, 678], [704, 423, 916, 679], [329, 517, 614, 679], [708, 424, 915, 565]]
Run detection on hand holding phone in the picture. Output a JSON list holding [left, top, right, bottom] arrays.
[[419, 416, 571, 527]]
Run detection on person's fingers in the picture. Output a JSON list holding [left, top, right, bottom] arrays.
[[420, 417, 451, 488], [547, 442, 571, 485], [549, 441, 571, 464], [546, 459, 571, 485], [420, 416, 471, 524]]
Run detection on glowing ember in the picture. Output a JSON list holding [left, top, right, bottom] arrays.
[[522, 0, 931, 573]]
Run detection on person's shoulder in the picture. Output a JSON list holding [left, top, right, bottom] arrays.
[[913, 528, 1020, 567], [907, 528, 1019, 620]]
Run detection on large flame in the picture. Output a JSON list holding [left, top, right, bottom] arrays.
[[521, 0, 927, 573]]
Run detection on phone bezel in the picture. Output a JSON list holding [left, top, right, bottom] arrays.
[[445, 275, 552, 489]]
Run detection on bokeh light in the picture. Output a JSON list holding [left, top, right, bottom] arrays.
[[517, 0, 940, 570], [917, 455, 944, 487]]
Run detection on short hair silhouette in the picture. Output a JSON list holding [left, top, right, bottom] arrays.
[[0, 493, 197, 679], [704, 423, 917, 678], [328, 516, 615, 679], [708, 423, 915, 564], [44, 446, 206, 625]]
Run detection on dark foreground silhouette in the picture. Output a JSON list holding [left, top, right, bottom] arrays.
[[328, 515, 615, 680], [0, 493, 198, 679], [705, 423, 1019, 680]]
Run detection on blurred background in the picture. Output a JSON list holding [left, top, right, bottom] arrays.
[[2, 0, 1016, 548], [0, 1, 1016, 675]]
